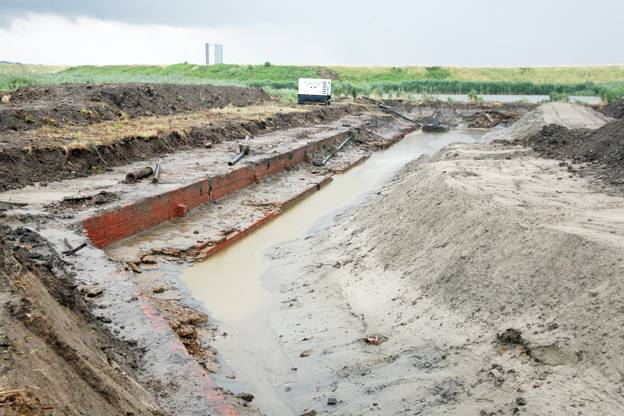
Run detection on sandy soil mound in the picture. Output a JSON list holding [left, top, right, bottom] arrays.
[[268, 141, 624, 414], [524, 119, 624, 187], [0, 84, 269, 131], [0, 225, 160, 415], [484, 102, 609, 142], [603, 97, 624, 119]]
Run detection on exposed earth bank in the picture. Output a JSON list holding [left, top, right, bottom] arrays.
[[603, 97, 624, 119], [0, 225, 159, 415], [0, 84, 269, 132]]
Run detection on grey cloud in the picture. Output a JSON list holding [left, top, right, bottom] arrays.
[[0, 0, 361, 27], [0, 0, 623, 65]]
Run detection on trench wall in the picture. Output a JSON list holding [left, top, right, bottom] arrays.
[[83, 131, 350, 248]]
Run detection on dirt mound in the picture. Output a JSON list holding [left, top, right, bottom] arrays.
[[525, 119, 624, 186], [0, 83, 269, 131], [0, 225, 160, 415], [603, 97, 624, 119]]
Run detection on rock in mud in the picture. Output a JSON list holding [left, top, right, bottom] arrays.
[[236, 392, 255, 402], [361, 334, 388, 345], [82, 285, 104, 298], [174, 324, 195, 339], [151, 284, 167, 294], [60, 191, 118, 208], [497, 328, 524, 346], [140, 255, 157, 265]]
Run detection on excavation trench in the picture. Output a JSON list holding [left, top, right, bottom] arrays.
[[180, 129, 484, 414]]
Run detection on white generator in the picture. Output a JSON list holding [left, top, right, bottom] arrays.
[[298, 78, 332, 105]]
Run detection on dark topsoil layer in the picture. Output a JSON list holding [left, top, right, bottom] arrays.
[[0, 225, 161, 415], [518, 118, 624, 188], [602, 97, 624, 119], [0, 83, 269, 132], [0, 104, 355, 192]]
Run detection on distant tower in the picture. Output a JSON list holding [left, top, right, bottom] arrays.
[[205, 43, 224, 65]]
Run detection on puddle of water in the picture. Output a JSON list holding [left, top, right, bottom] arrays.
[[180, 129, 484, 414], [0, 188, 76, 204]]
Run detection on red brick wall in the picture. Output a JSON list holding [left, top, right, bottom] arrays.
[[84, 132, 349, 248]]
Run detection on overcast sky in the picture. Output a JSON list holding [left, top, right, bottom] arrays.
[[0, 0, 623, 66]]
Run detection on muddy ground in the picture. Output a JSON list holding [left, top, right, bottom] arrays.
[[5, 83, 616, 415]]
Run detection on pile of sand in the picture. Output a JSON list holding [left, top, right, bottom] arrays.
[[484, 102, 609, 142]]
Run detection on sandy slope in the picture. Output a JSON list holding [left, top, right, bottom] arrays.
[[483, 102, 610, 142]]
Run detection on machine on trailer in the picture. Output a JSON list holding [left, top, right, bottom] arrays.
[[422, 112, 450, 132], [298, 78, 332, 105]]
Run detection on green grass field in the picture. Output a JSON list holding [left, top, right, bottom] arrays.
[[2, 63, 623, 102], [0, 63, 67, 76]]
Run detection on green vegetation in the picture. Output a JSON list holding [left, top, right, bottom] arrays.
[[425, 66, 451, 80], [331, 65, 624, 84], [467, 91, 483, 103], [62, 63, 320, 82], [0, 63, 66, 75], [548, 92, 570, 102], [1, 63, 623, 102]]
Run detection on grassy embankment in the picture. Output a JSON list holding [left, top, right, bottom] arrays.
[[2, 63, 624, 103]]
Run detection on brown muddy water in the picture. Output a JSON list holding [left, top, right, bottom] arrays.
[[181, 129, 485, 414]]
